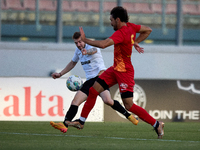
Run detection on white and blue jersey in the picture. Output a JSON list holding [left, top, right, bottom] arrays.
[[72, 44, 106, 80]]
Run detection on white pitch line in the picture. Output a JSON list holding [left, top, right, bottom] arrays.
[[0, 132, 200, 143]]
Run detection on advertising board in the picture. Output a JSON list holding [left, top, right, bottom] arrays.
[[105, 80, 200, 122], [0, 77, 103, 122], [1, 78, 199, 122]]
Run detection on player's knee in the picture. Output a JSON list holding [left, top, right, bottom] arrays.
[[121, 91, 134, 110], [71, 97, 85, 106], [71, 99, 79, 105], [124, 104, 132, 110], [121, 91, 133, 99], [123, 101, 133, 110], [102, 95, 113, 106]]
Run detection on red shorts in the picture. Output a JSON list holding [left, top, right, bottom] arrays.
[[99, 66, 135, 93]]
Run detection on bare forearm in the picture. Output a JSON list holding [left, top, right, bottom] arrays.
[[83, 38, 114, 49], [80, 26, 113, 49], [135, 25, 152, 43], [135, 31, 151, 43], [83, 38, 104, 48], [60, 61, 76, 76], [86, 48, 97, 55]]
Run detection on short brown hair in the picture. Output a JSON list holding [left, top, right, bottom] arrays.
[[72, 32, 81, 40]]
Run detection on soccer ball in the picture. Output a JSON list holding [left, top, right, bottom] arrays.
[[66, 75, 83, 91]]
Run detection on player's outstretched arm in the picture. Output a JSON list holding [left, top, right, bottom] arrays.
[[52, 61, 77, 79], [51, 72, 61, 79], [79, 26, 114, 49]]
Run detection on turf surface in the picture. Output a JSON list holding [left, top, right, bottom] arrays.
[[0, 121, 199, 150]]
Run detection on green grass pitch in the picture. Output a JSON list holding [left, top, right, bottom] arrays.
[[0, 121, 199, 150]]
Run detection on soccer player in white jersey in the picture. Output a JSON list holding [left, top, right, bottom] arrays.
[[50, 32, 138, 133]]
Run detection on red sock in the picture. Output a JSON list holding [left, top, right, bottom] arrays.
[[81, 87, 99, 118], [129, 103, 156, 126]]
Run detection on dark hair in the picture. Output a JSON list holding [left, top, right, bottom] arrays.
[[110, 6, 129, 22], [72, 32, 81, 39]]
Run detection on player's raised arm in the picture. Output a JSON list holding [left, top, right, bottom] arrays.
[[79, 26, 86, 41], [79, 26, 114, 49]]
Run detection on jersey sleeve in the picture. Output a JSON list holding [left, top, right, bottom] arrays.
[[132, 23, 141, 32], [71, 49, 79, 62], [109, 30, 124, 45]]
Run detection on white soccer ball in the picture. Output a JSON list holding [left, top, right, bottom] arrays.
[[66, 75, 83, 91]]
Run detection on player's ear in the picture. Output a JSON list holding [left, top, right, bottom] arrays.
[[116, 17, 120, 23]]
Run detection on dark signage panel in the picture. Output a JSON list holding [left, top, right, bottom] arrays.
[[105, 80, 200, 122]]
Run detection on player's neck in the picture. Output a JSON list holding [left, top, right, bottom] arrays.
[[118, 22, 127, 29]]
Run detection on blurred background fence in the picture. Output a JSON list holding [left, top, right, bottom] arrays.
[[0, 0, 200, 45]]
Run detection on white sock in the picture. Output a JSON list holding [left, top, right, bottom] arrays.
[[80, 117, 86, 122], [153, 121, 158, 128]]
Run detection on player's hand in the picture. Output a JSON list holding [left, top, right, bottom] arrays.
[[79, 26, 86, 41], [81, 48, 87, 55], [134, 43, 144, 54], [51, 72, 61, 79]]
